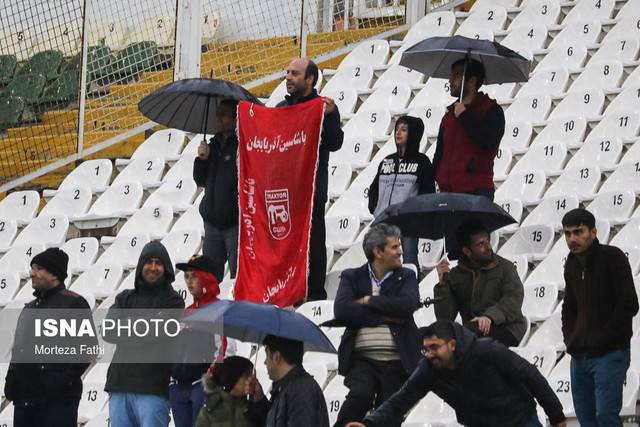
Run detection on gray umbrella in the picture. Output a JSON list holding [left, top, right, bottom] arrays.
[[400, 35, 531, 100]]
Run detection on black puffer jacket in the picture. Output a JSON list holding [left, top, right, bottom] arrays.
[[363, 321, 566, 427], [104, 241, 185, 398], [265, 365, 329, 427], [276, 88, 344, 203], [4, 285, 95, 405]]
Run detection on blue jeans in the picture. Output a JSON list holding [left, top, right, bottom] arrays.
[[570, 348, 630, 427], [108, 392, 170, 427], [203, 222, 238, 280], [169, 383, 205, 427]]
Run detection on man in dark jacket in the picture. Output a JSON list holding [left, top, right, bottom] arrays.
[[560, 208, 638, 427], [368, 115, 435, 273], [194, 98, 239, 281], [261, 335, 329, 427], [5, 248, 95, 427], [434, 219, 526, 347], [333, 223, 421, 427], [105, 241, 185, 427], [277, 57, 344, 301], [433, 59, 505, 201], [347, 320, 567, 427]]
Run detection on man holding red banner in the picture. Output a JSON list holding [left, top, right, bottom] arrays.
[[276, 58, 344, 301]]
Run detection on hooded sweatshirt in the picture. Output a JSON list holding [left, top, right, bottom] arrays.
[[368, 115, 435, 217], [104, 241, 185, 398], [363, 321, 566, 427]]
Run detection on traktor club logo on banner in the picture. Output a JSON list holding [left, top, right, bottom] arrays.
[[234, 98, 324, 307]]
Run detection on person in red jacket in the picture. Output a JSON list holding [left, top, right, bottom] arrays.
[[433, 58, 505, 201]]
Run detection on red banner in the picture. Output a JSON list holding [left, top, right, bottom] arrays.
[[234, 98, 324, 307]]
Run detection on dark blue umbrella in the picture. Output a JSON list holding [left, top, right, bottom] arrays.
[[138, 78, 262, 135], [184, 300, 336, 353]]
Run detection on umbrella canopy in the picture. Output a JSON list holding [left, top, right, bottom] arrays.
[[399, 35, 531, 85], [184, 300, 336, 353], [371, 192, 515, 241], [138, 78, 263, 135]]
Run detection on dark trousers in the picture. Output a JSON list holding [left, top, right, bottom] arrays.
[[334, 357, 407, 427], [464, 321, 520, 347], [308, 201, 327, 301], [202, 222, 238, 281], [169, 383, 205, 427], [468, 187, 495, 201], [14, 398, 79, 427]]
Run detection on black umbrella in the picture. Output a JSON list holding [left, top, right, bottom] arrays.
[[371, 192, 515, 254], [400, 35, 531, 101], [138, 78, 263, 136]]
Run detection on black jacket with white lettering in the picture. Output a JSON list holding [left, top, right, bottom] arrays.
[[368, 115, 435, 217], [4, 284, 94, 406]]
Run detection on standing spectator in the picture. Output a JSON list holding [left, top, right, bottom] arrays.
[[433, 59, 505, 201], [171, 256, 225, 427], [261, 335, 329, 427], [345, 320, 567, 427], [368, 115, 435, 274], [4, 248, 95, 427], [194, 98, 240, 281], [333, 224, 421, 427], [561, 208, 639, 427], [277, 57, 344, 301], [434, 220, 526, 347], [105, 241, 185, 427]]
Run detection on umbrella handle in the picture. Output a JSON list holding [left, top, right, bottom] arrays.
[[459, 51, 470, 103]]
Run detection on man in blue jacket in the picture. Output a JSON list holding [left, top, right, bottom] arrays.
[[333, 223, 421, 427]]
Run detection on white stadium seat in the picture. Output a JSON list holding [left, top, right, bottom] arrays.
[[330, 136, 374, 169], [171, 204, 204, 234], [590, 37, 640, 66], [521, 195, 579, 230], [501, 25, 548, 54], [39, 186, 92, 219], [0, 218, 18, 253], [328, 163, 353, 198], [522, 282, 559, 321], [548, 355, 575, 416], [536, 43, 588, 73], [322, 63, 374, 93], [495, 170, 547, 205], [326, 215, 360, 250], [562, 0, 615, 23], [61, 237, 100, 275], [117, 129, 185, 165], [296, 300, 335, 326], [394, 11, 456, 48], [358, 83, 412, 115], [599, 162, 640, 195], [517, 66, 569, 99], [162, 152, 196, 182], [493, 146, 513, 182], [408, 105, 447, 138], [525, 250, 567, 291], [544, 166, 601, 201], [530, 116, 586, 150], [500, 122, 533, 154], [95, 233, 150, 270], [320, 87, 358, 117], [13, 214, 69, 248], [498, 224, 555, 261], [510, 141, 567, 176], [569, 60, 623, 93], [74, 182, 144, 229], [510, 345, 557, 377], [342, 108, 391, 142], [161, 229, 202, 264], [456, 4, 508, 36], [417, 239, 444, 270], [0, 190, 40, 226], [69, 263, 124, 299], [0, 271, 20, 307], [405, 393, 455, 426], [548, 20, 601, 49], [564, 136, 623, 172], [408, 78, 455, 108], [587, 191, 636, 225], [548, 88, 605, 121], [338, 40, 390, 69], [111, 156, 165, 189], [112, 205, 174, 241], [143, 178, 198, 212], [374, 65, 424, 89], [527, 311, 566, 351], [44, 159, 112, 197], [0, 243, 45, 279], [508, 0, 561, 30], [504, 94, 552, 124]]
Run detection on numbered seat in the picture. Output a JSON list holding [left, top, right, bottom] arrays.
[[60, 237, 100, 275], [525, 251, 568, 291], [521, 195, 579, 230], [74, 182, 144, 230], [96, 233, 150, 270], [508, 0, 561, 30], [456, 4, 508, 36], [115, 205, 174, 241], [516, 67, 569, 99], [504, 94, 552, 124], [572, 60, 623, 93], [589, 112, 640, 143], [548, 355, 575, 416], [160, 229, 202, 264], [143, 178, 197, 212], [162, 152, 196, 183], [549, 19, 601, 49], [494, 198, 523, 234], [328, 163, 353, 198], [527, 311, 565, 350], [590, 37, 640, 66], [322, 63, 374, 94], [320, 87, 358, 117], [324, 375, 349, 426], [70, 263, 124, 299], [501, 25, 548, 54], [548, 88, 605, 121], [171, 204, 204, 234], [522, 282, 558, 321], [0, 243, 45, 278], [493, 146, 513, 182], [405, 393, 455, 426], [330, 242, 367, 273], [530, 116, 586, 150], [326, 215, 360, 250], [606, 85, 640, 115], [604, 10, 640, 44], [374, 64, 424, 90], [563, 0, 615, 23], [599, 162, 640, 195], [13, 214, 69, 248], [587, 190, 636, 225], [456, 26, 495, 42], [510, 141, 567, 176], [392, 11, 456, 49], [342, 108, 391, 142], [172, 271, 195, 306], [39, 186, 92, 219], [495, 170, 547, 205], [564, 136, 623, 172], [497, 224, 555, 261], [536, 43, 588, 73], [338, 40, 390, 70], [330, 136, 374, 169], [407, 105, 446, 138], [116, 129, 185, 166], [44, 159, 112, 198], [304, 327, 341, 371], [296, 300, 334, 326], [544, 166, 601, 201], [417, 239, 444, 270], [509, 345, 557, 377], [408, 78, 454, 108], [499, 122, 533, 154], [0, 190, 39, 226], [0, 271, 20, 306], [112, 156, 165, 188], [327, 162, 379, 220], [0, 218, 18, 253], [358, 83, 411, 115], [501, 253, 529, 282], [620, 140, 640, 164]]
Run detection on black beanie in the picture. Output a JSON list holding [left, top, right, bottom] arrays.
[[31, 248, 69, 283], [213, 356, 254, 392]]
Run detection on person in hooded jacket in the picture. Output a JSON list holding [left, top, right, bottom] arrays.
[[170, 256, 227, 427], [104, 241, 185, 427], [368, 115, 435, 274], [347, 320, 567, 427]]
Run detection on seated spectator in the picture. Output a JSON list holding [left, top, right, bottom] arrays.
[[333, 224, 421, 427], [197, 356, 267, 427], [434, 220, 526, 347], [262, 335, 329, 427], [368, 115, 435, 274]]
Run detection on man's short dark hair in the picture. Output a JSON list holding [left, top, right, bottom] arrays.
[[452, 58, 485, 89], [455, 219, 488, 249], [263, 335, 303, 366], [562, 208, 596, 230], [305, 60, 319, 88], [420, 321, 456, 341], [218, 98, 239, 119], [363, 223, 402, 262]]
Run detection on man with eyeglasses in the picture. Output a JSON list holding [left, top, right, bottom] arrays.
[[346, 320, 566, 427]]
